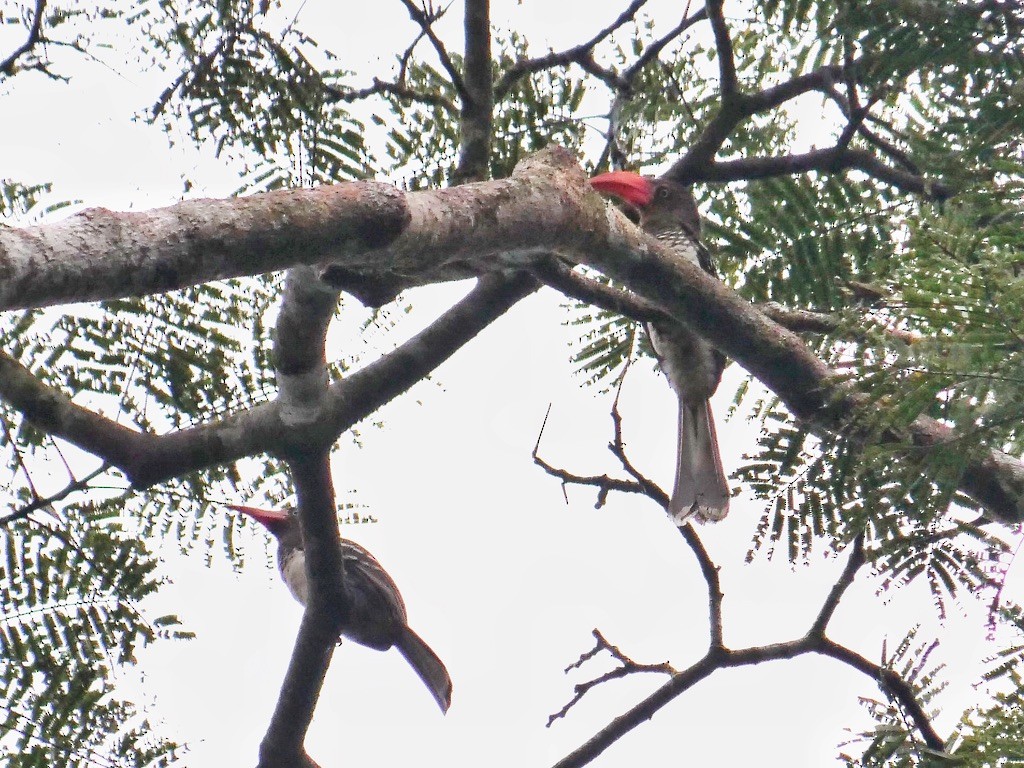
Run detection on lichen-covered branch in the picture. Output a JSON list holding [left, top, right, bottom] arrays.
[[2, 148, 1021, 521]]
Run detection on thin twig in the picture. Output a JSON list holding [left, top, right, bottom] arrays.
[[0, 463, 111, 527], [547, 628, 676, 726], [398, 0, 467, 99], [495, 0, 649, 97], [622, 4, 708, 81]]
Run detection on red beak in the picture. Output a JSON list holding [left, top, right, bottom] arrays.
[[227, 504, 290, 529], [589, 171, 654, 207]]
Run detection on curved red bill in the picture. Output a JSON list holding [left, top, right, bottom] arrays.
[[589, 171, 654, 207], [227, 504, 290, 528]]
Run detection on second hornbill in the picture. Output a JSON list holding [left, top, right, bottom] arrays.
[[589, 171, 730, 524], [229, 504, 453, 713]]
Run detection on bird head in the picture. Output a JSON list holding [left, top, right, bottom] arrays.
[[590, 171, 700, 239]]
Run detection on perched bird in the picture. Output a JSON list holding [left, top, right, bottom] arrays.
[[228, 504, 452, 713], [589, 171, 730, 524]]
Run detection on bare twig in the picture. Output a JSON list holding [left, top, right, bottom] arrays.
[[607, 395, 669, 506], [547, 629, 676, 726], [533, 409, 650, 508], [549, 531, 944, 767]]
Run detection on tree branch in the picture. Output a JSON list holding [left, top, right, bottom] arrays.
[[494, 0, 649, 98], [807, 534, 867, 638], [622, 5, 708, 82], [0, 0, 47, 78], [452, 0, 493, 185], [0, 463, 111, 527], [258, 454, 342, 768], [816, 638, 945, 751], [700, 144, 954, 200], [706, 0, 738, 100], [678, 524, 724, 648], [533, 260, 921, 347], [0, 350, 155, 472], [255, 259, 344, 765], [398, 0, 467, 100], [1, 148, 1017, 520], [551, 522, 938, 767], [551, 649, 722, 768], [327, 77, 458, 114], [547, 628, 676, 727]]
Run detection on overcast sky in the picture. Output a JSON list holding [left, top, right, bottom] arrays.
[[2, 1, 1022, 766]]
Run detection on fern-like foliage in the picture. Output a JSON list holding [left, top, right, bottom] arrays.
[[0, 501, 189, 765], [132, 0, 372, 189]]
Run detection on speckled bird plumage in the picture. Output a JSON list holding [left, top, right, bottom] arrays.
[[590, 173, 730, 524], [229, 504, 453, 712]]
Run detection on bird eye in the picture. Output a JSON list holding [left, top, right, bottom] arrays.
[[656, 186, 670, 200]]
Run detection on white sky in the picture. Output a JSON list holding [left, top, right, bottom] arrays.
[[2, 1, 1022, 766]]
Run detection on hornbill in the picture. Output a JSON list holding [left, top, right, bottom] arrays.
[[589, 171, 730, 524], [229, 504, 453, 713]]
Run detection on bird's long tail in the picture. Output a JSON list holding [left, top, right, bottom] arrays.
[[396, 626, 453, 713], [671, 397, 730, 524]]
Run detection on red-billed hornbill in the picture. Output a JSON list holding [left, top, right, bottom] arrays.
[[229, 504, 452, 712], [589, 171, 730, 523]]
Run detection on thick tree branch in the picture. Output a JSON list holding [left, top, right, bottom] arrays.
[[273, 267, 338, 426], [532, 260, 920, 346], [0, 182, 411, 310], [0, 350, 154, 470], [0, 153, 581, 312], [1, 148, 1018, 519], [326, 271, 538, 434], [256, 260, 344, 765]]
